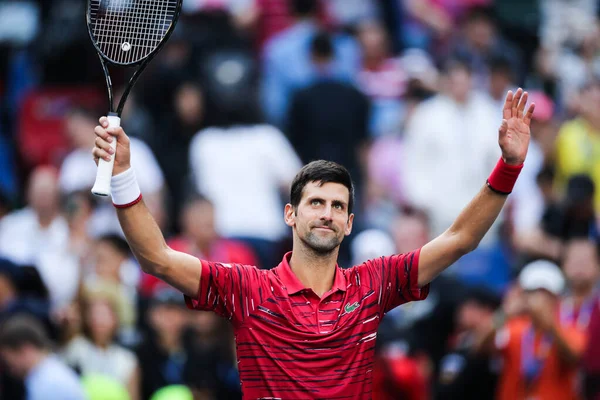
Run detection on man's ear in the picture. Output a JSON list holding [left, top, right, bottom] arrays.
[[345, 213, 354, 236], [284, 204, 296, 227]]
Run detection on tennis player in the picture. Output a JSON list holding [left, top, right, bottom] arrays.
[[92, 88, 534, 399]]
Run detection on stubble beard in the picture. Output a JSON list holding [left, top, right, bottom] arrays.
[[300, 229, 342, 256]]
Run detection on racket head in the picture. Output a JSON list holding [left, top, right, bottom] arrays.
[[86, 0, 182, 66]]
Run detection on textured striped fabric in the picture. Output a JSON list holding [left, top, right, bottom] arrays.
[[185, 250, 429, 399]]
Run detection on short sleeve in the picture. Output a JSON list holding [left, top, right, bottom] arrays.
[[184, 259, 266, 326], [358, 248, 430, 314]]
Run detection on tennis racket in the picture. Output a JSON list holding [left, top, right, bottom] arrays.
[[87, 0, 182, 197]]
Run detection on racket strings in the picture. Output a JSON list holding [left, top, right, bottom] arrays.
[[89, 0, 177, 64]]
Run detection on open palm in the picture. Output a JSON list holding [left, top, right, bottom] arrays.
[[498, 88, 535, 166]]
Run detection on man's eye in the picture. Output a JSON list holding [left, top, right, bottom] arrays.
[[333, 204, 343, 210], [311, 200, 321, 206]]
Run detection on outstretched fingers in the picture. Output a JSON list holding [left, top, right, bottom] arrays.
[[511, 88, 523, 118], [517, 91, 528, 118], [523, 103, 536, 126], [503, 90, 513, 120]]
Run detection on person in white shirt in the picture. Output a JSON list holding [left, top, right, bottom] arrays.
[[189, 106, 302, 268], [0, 166, 80, 311], [0, 314, 87, 400], [403, 58, 501, 243]]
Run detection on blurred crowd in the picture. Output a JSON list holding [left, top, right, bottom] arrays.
[[0, 0, 599, 399]]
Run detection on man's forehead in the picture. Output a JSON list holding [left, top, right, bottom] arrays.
[[302, 181, 350, 201]]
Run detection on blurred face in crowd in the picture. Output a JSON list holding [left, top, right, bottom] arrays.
[[65, 111, 95, 149], [444, 64, 472, 104], [175, 83, 204, 127], [149, 303, 190, 341], [562, 239, 600, 293], [93, 240, 127, 283], [0, 346, 32, 378], [579, 82, 600, 119], [391, 212, 429, 254], [26, 167, 60, 220], [286, 182, 354, 255], [456, 300, 494, 333], [86, 299, 118, 347], [465, 15, 494, 51], [0, 273, 17, 308], [357, 21, 389, 63], [182, 199, 218, 251]]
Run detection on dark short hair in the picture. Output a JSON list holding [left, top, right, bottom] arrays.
[[96, 234, 131, 257], [0, 314, 51, 350], [290, 160, 355, 214], [290, 0, 318, 16], [311, 31, 334, 60]]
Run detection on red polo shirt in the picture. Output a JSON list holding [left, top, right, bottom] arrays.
[[185, 249, 429, 399]]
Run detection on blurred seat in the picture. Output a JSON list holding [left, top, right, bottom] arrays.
[[17, 87, 103, 168]]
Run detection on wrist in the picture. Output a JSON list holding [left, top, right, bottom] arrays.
[[486, 157, 523, 195], [111, 168, 142, 208]]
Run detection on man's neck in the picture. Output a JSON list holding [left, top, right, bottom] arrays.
[[289, 245, 339, 298]]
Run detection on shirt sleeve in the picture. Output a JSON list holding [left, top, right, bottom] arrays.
[[358, 248, 430, 315], [184, 259, 266, 326]]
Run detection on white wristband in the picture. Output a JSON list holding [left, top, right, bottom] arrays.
[[111, 168, 142, 208]]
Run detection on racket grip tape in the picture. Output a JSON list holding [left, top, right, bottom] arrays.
[[91, 114, 120, 197]]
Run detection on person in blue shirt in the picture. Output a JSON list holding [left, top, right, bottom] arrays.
[[261, 0, 360, 127], [0, 314, 87, 400]]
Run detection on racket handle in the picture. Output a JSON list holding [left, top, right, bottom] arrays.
[[91, 114, 120, 197]]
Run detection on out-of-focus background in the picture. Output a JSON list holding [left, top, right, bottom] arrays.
[[0, 0, 599, 399]]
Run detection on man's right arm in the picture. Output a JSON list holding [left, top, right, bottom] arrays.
[[116, 200, 200, 298], [92, 117, 200, 298]]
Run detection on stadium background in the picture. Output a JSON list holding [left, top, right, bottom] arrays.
[[0, 0, 599, 399]]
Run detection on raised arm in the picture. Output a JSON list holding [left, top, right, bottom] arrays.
[[417, 88, 535, 287], [92, 117, 200, 298]]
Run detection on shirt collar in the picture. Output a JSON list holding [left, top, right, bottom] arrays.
[[275, 251, 347, 295]]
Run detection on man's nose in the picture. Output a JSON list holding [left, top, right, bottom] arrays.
[[320, 204, 333, 220]]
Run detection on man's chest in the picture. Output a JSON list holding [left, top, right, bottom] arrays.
[[236, 287, 380, 346]]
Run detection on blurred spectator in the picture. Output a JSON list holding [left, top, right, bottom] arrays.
[[62, 290, 140, 400], [357, 20, 427, 138], [549, 25, 600, 112], [287, 31, 370, 193], [85, 235, 139, 339], [141, 194, 258, 296], [488, 56, 518, 111], [152, 82, 206, 232], [402, 58, 500, 242], [517, 174, 598, 263], [0, 166, 67, 265], [0, 314, 87, 400], [189, 95, 301, 269], [538, 0, 599, 82], [261, 0, 360, 126], [448, 6, 523, 88], [357, 20, 404, 137], [435, 287, 501, 399], [136, 288, 192, 400], [560, 238, 599, 331], [554, 79, 600, 212], [475, 260, 586, 400], [401, 0, 492, 52], [0, 166, 81, 311]]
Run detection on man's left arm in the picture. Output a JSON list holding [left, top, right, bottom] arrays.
[[417, 88, 535, 287]]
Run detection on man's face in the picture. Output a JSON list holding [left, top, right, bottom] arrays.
[[0, 347, 27, 378], [285, 182, 354, 255]]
